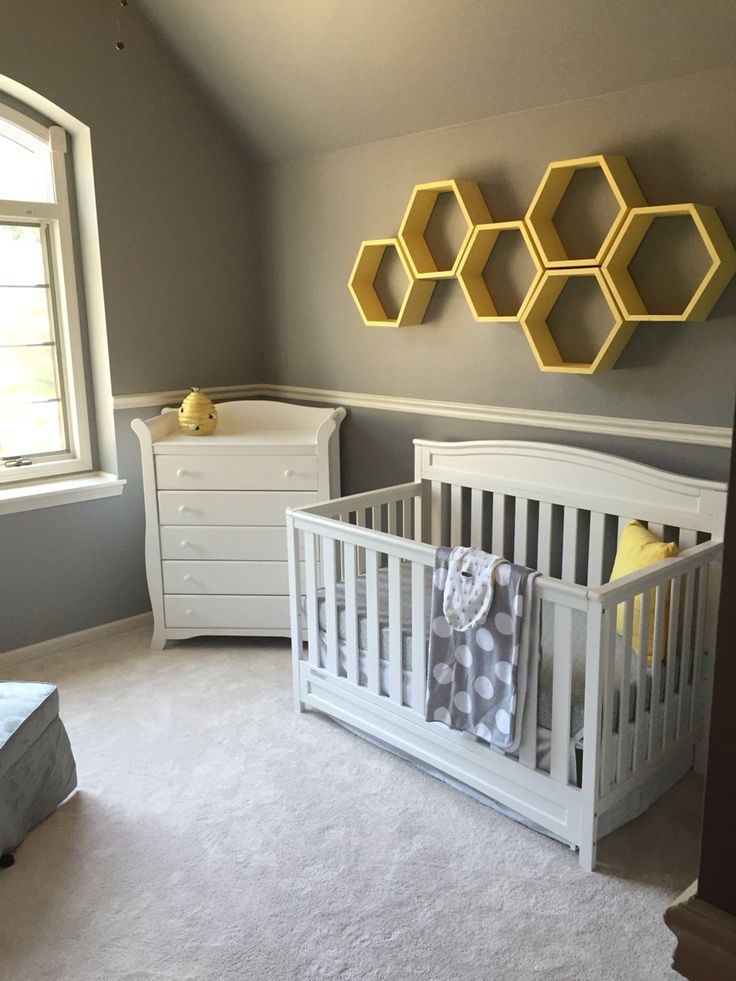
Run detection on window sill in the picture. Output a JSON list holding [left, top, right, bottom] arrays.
[[0, 472, 126, 515]]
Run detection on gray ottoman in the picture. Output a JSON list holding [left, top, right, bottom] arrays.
[[0, 682, 77, 857]]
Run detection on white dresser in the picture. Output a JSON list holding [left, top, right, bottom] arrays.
[[132, 399, 345, 649]]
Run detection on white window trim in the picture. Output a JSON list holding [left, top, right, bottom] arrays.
[[0, 74, 121, 512], [0, 124, 93, 484], [0, 472, 125, 516]]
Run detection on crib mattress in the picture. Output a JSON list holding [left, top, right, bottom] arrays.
[[315, 564, 655, 736]]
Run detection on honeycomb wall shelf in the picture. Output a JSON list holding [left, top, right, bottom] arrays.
[[520, 267, 636, 374], [456, 220, 544, 321], [347, 237, 435, 327], [602, 203, 736, 321], [398, 179, 492, 279], [526, 155, 646, 268]]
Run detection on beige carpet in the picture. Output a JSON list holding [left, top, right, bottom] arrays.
[[0, 628, 700, 980]]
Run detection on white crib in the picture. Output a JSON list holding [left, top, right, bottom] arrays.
[[286, 440, 726, 870]]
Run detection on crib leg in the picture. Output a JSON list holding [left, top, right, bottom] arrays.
[[292, 642, 307, 714], [578, 816, 598, 872]]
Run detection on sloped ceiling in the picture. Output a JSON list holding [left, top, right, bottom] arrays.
[[137, 0, 736, 161]]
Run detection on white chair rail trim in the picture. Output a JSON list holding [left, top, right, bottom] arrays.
[[113, 384, 732, 449]]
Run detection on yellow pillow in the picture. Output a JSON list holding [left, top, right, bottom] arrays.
[[609, 520, 678, 662]]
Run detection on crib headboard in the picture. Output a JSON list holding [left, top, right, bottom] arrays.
[[414, 439, 728, 585]]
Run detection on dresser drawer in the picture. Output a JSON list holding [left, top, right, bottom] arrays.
[[155, 454, 318, 491], [160, 526, 287, 561], [157, 490, 318, 526], [162, 560, 299, 595], [164, 595, 291, 629]]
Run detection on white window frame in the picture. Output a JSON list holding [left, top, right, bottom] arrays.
[[0, 79, 124, 514], [0, 104, 93, 484]]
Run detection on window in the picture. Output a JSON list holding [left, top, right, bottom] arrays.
[[0, 103, 92, 485]]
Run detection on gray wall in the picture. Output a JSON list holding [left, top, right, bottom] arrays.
[[0, 0, 264, 651], [0, 0, 264, 394], [1, 10, 734, 652], [0, 409, 152, 652], [264, 67, 735, 488]]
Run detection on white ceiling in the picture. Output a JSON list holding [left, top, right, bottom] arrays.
[[137, 0, 736, 161]]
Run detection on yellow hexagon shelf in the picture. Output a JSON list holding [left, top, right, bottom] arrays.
[[602, 203, 736, 321], [398, 179, 492, 280], [520, 267, 637, 374], [348, 237, 435, 327], [456, 221, 544, 321], [526, 155, 646, 268]]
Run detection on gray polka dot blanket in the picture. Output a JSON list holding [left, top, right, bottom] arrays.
[[425, 546, 539, 753]]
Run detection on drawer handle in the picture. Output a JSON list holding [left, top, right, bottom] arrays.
[[283, 469, 295, 479], [180, 539, 191, 549], [178, 505, 189, 514], [176, 468, 188, 478], [182, 574, 193, 583], [184, 608, 193, 617]]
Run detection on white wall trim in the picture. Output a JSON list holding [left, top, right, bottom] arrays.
[[113, 384, 261, 411], [0, 612, 153, 670], [0, 472, 126, 516], [114, 383, 732, 449]]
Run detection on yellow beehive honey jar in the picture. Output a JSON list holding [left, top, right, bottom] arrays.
[[178, 387, 218, 435]]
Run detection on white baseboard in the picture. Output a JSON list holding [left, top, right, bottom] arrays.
[[113, 383, 732, 449], [0, 612, 153, 670]]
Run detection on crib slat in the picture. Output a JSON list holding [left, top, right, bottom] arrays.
[[561, 506, 580, 582], [648, 522, 665, 541], [616, 598, 634, 783], [431, 481, 442, 547], [450, 484, 463, 547], [538, 502, 553, 576], [514, 498, 529, 566], [579, 603, 605, 869], [388, 556, 403, 704], [599, 608, 618, 796], [343, 543, 359, 686], [679, 528, 698, 550], [632, 589, 651, 770], [492, 493, 506, 556], [689, 565, 708, 733], [470, 488, 483, 549], [388, 499, 398, 537], [403, 496, 414, 543], [550, 607, 573, 785], [675, 570, 695, 741], [411, 562, 427, 714], [587, 512, 606, 587], [365, 549, 381, 695], [419, 482, 430, 544], [322, 538, 339, 676], [355, 508, 367, 575], [618, 515, 633, 540], [662, 576, 682, 750], [518, 594, 539, 769], [648, 583, 667, 761], [304, 532, 320, 666]]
